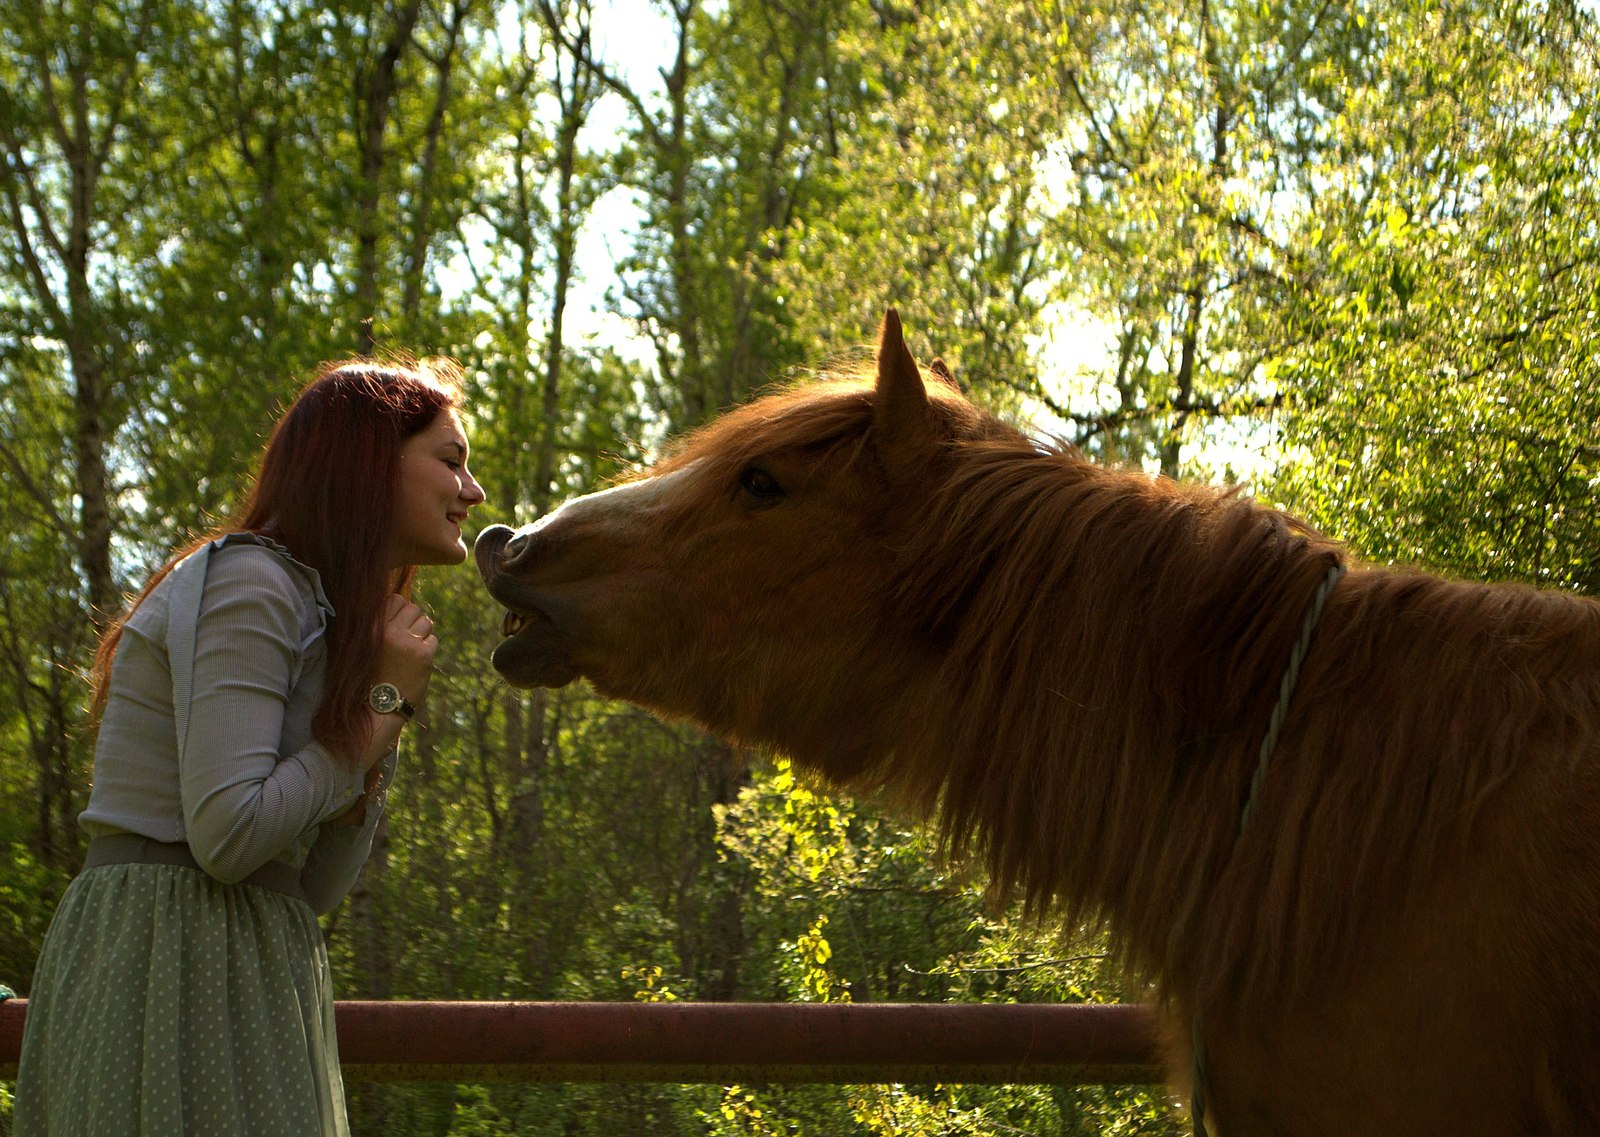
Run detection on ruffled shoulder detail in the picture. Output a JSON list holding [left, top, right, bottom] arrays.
[[210, 531, 337, 620]]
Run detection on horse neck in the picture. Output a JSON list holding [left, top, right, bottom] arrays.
[[884, 446, 1345, 979]]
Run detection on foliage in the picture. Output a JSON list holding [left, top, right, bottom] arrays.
[[1267, 1, 1600, 589], [706, 760, 1187, 1135], [4, 0, 1599, 1133]]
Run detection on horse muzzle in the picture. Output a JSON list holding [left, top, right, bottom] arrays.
[[472, 523, 580, 689]]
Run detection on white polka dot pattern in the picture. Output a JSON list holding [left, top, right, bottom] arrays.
[[13, 863, 348, 1136]]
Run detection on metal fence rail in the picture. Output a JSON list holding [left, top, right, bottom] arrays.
[[0, 999, 1161, 1084]]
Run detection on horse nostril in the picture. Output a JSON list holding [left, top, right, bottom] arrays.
[[473, 524, 521, 580], [473, 522, 544, 579]]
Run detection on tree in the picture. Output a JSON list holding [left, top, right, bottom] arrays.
[[0, 350, 92, 880], [767, 0, 1070, 415], [0, 0, 180, 624], [1269, 0, 1600, 590], [10, 1, 1595, 1133]]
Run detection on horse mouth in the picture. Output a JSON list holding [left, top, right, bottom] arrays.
[[500, 607, 539, 639], [475, 525, 579, 688], [491, 598, 558, 651], [486, 600, 575, 688]]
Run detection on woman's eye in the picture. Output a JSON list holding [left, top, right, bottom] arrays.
[[739, 466, 784, 501]]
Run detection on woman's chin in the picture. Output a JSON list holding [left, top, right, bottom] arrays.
[[394, 538, 471, 570]]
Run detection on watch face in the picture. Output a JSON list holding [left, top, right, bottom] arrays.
[[370, 683, 401, 713]]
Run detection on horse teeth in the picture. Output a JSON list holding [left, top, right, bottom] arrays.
[[501, 610, 530, 638]]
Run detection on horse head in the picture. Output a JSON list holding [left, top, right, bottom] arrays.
[[474, 310, 992, 781]]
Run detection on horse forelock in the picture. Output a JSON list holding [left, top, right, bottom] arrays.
[[651, 378, 877, 480], [649, 369, 991, 485]]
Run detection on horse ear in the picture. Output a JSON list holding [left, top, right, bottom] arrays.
[[873, 308, 932, 454]]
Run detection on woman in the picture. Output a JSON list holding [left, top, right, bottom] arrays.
[[15, 359, 486, 1136]]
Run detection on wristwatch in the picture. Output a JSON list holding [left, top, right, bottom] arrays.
[[367, 682, 416, 720]]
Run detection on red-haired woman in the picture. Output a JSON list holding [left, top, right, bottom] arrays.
[[15, 360, 486, 1136]]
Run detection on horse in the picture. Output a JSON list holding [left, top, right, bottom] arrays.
[[474, 310, 1600, 1136]]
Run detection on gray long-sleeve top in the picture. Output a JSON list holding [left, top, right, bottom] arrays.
[[79, 532, 396, 915]]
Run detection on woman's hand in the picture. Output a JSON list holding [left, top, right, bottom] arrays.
[[350, 594, 437, 774], [375, 593, 438, 707]]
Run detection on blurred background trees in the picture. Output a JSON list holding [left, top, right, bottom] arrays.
[[3, 0, 1596, 1131]]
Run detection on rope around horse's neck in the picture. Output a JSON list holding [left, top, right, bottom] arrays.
[[1237, 562, 1348, 837], [1191, 560, 1347, 1137]]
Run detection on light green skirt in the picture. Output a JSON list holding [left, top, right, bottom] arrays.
[[15, 862, 348, 1136]]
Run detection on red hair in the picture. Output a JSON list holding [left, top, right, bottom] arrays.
[[90, 358, 464, 764]]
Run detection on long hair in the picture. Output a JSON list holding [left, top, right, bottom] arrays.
[[90, 358, 464, 764]]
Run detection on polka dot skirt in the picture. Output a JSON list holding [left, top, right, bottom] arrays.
[[14, 863, 348, 1136]]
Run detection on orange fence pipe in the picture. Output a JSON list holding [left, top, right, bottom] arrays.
[[0, 998, 1162, 1085]]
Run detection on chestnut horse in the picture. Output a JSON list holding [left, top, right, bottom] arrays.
[[475, 311, 1600, 1136]]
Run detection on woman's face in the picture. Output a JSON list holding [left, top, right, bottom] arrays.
[[388, 409, 486, 569]]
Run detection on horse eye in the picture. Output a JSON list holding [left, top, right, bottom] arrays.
[[738, 466, 785, 501]]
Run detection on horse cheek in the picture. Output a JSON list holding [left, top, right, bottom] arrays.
[[597, 580, 716, 717]]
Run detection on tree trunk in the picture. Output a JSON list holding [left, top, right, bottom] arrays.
[[401, 0, 471, 326], [352, 0, 424, 355]]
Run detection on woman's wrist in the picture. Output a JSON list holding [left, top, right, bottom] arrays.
[[363, 707, 405, 767]]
